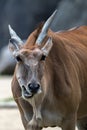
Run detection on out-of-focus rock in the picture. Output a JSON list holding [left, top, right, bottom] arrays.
[[0, 46, 16, 74], [51, 0, 87, 31], [0, 0, 59, 49]]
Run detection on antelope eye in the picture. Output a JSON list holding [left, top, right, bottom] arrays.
[[40, 55, 46, 61], [16, 56, 22, 62]]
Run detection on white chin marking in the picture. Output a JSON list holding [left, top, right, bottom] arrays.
[[25, 93, 33, 98], [22, 92, 33, 99], [38, 89, 42, 94], [22, 89, 42, 99]]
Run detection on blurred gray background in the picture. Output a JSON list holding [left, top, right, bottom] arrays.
[[0, 0, 87, 74], [0, 0, 59, 49]]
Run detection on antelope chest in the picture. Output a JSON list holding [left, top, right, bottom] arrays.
[[27, 100, 63, 128], [41, 107, 63, 127], [27, 94, 64, 128]]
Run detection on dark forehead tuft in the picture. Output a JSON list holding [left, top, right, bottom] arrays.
[[35, 22, 44, 35], [23, 22, 44, 48]]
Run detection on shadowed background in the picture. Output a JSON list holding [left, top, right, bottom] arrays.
[[0, 0, 87, 74]]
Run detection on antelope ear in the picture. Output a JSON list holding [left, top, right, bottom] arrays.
[[8, 25, 23, 55], [8, 25, 23, 44], [8, 39, 20, 54], [41, 38, 53, 56]]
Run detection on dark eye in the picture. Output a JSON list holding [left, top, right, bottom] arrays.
[[40, 55, 46, 61], [16, 56, 22, 62]]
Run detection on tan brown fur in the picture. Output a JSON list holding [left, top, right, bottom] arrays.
[[11, 25, 87, 130]]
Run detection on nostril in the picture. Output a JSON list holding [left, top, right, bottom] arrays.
[[28, 83, 40, 93], [22, 85, 26, 92], [35, 84, 40, 89], [28, 83, 33, 90]]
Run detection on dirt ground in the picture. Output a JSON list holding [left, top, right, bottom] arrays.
[[0, 108, 24, 130], [0, 76, 61, 130], [0, 108, 60, 130]]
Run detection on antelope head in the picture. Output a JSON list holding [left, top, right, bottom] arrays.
[[8, 10, 57, 99]]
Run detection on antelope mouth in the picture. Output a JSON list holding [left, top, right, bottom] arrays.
[[22, 86, 42, 99], [24, 91, 33, 98], [21, 86, 33, 99]]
